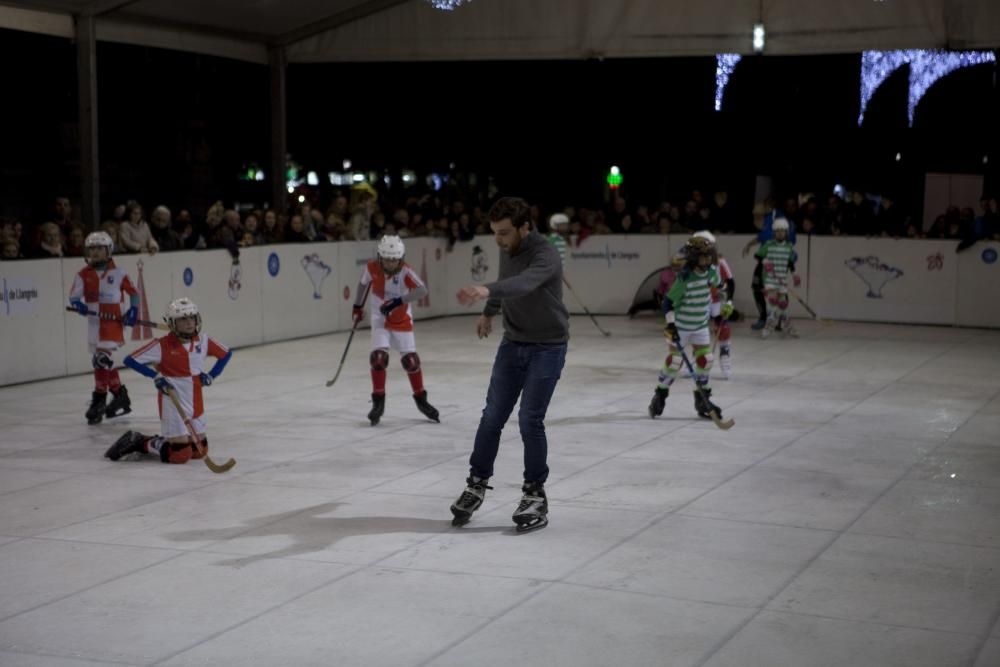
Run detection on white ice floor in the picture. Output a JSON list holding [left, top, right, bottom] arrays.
[[1, 315, 999, 667]]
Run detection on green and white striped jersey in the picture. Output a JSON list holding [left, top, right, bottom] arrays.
[[546, 233, 567, 265], [666, 266, 720, 331], [756, 240, 797, 288]]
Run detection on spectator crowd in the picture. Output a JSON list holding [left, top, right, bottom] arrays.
[[3, 185, 999, 262]]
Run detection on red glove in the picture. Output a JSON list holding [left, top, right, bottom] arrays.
[[352, 305, 364, 325]]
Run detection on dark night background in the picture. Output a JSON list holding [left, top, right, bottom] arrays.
[[1, 27, 997, 222]]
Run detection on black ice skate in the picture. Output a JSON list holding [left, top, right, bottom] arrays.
[[512, 481, 548, 534], [105, 385, 132, 419], [648, 386, 669, 418], [86, 391, 107, 425], [104, 430, 148, 461], [413, 390, 440, 423], [694, 387, 723, 420], [368, 392, 385, 426], [450, 476, 492, 526]]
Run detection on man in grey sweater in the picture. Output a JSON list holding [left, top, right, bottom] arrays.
[[452, 197, 569, 533]]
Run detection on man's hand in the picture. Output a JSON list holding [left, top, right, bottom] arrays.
[[122, 306, 138, 327], [457, 284, 489, 306], [476, 315, 493, 339], [70, 300, 89, 316], [352, 305, 364, 325]]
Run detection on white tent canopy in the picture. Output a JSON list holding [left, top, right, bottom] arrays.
[[2, 0, 999, 64]]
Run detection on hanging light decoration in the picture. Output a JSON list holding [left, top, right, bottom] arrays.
[[714, 54, 742, 111], [426, 0, 469, 10], [858, 49, 995, 126]]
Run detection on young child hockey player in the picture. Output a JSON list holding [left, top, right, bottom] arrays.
[[353, 235, 439, 426], [545, 212, 569, 264], [754, 218, 800, 339], [67, 231, 139, 424], [104, 298, 232, 464], [692, 231, 736, 378], [648, 235, 726, 421]]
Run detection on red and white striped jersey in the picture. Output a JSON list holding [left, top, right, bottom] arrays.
[[69, 260, 137, 345], [129, 333, 229, 420], [360, 260, 425, 332]]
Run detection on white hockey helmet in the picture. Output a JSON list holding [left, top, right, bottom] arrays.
[[165, 297, 201, 337], [85, 230, 114, 253], [377, 235, 405, 260], [772, 217, 790, 233], [549, 213, 570, 227], [692, 230, 716, 245]]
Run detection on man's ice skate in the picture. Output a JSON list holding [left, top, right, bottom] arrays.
[[368, 392, 385, 426], [750, 318, 766, 331], [719, 351, 732, 379], [451, 476, 492, 526], [512, 481, 548, 533], [413, 390, 440, 422], [86, 391, 107, 425], [105, 430, 148, 461], [648, 386, 669, 418], [105, 385, 132, 419], [694, 387, 724, 420]]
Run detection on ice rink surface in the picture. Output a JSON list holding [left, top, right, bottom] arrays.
[[1, 314, 999, 667]]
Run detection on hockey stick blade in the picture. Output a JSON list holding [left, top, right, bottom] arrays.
[[166, 388, 235, 474], [708, 410, 735, 430]]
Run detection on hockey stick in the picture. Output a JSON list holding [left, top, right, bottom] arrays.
[[326, 282, 372, 387], [562, 276, 611, 336], [66, 306, 169, 331], [165, 387, 235, 473], [788, 289, 828, 323], [673, 339, 734, 430]]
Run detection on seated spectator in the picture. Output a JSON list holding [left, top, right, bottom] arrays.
[[261, 209, 283, 244], [66, 224, 87, 257], [1, 239, 20, 259], [284, 214, 310, 243], [101, 221, 121, 250], [119, 203, 158, 254], [242, 214, 263, 245], [151, 206, 184, 251], [35, 222, 64, 258]]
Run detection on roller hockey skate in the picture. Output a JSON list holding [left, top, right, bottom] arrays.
[[694, 387, 723, 420], [718, 350, 732, 379], [85, 391, 107, 425], [105, 385, 132, 419], [450, 476, 492, 526], [104, 430, 148, 461], [368, 392, 385, 426], [648, 386, 669, 418], [512, 481, 548, 533], [413, 390, 440, 423], [780, 318, 799, 338]]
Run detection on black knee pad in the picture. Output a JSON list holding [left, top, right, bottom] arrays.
[[370, 349, 389, 371], [401, 352, 421, 373], [92, 350, 113, 370]]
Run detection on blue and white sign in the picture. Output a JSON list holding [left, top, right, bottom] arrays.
[[183, 267, 194, 286], [268, 252, 281, 277], [982, 248, 997, 265]]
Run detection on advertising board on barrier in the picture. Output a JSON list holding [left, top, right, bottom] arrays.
[[1, 275, 40, 316]]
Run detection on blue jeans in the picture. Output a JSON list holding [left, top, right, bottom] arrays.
[[469, 339, 567, 483]]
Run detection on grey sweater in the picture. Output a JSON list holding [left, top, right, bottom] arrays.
[[483, 231, 569, 344]]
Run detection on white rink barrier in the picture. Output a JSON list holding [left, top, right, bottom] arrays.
[[2, 235, 998, 385]]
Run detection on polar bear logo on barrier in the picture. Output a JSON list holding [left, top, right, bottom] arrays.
[[302, 254, 332, 299], [845, 255, 903, 298]]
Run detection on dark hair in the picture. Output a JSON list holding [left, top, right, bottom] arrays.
[[488, 197, 532, 229]]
